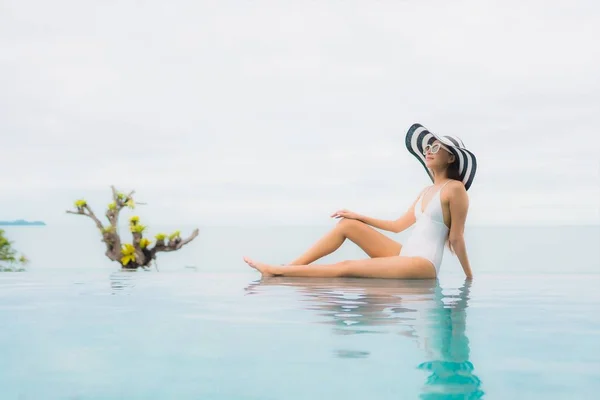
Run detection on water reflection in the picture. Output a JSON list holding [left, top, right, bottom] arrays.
[[246, 278, 483, 399], [109, 270, 137, 295]]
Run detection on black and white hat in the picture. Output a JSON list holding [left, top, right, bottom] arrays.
[[405, 123, 477, 191]]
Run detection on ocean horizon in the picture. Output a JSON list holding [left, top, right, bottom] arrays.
[[2, 223, 599, 275]]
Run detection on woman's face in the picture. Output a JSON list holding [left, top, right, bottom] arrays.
[[424, 140, 454, 169]]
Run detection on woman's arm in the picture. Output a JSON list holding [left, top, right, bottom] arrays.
[[331, 189, 427, 233], [447, 183, 473, 279], [354, 189, 425, 233], [357, 210, 415, 233]]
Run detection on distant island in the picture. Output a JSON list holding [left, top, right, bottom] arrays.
[[0, 219, 46, 226]]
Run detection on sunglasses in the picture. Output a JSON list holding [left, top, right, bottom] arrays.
[[423, 143, 453, 155]]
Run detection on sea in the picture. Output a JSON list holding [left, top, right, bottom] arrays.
[[1, 224, 599, 399]]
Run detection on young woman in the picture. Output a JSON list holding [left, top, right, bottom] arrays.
[[244, 123, 477, 280]]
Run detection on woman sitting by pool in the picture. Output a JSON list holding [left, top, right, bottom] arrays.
[[243, 123, 477, 280]]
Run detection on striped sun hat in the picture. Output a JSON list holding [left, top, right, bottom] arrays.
[[405, 123, 477, 191]]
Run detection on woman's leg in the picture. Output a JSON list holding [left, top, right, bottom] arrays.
[[244, 256, 436, 280], [288, 219, 401, 265]]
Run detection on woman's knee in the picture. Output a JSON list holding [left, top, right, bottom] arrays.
[[336, 218, 364, 233]]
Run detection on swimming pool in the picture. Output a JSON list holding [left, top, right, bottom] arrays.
[[1, 270, 598, 399]]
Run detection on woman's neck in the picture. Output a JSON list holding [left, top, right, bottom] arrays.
[[431, 168, 450, 185]]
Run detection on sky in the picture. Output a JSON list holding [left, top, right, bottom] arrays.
[[1, 0, 599, 226]]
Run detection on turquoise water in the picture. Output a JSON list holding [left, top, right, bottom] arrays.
[[1, 225, 599, 399]]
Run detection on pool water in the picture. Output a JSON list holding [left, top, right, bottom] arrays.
[[1, 270, 599, 399]]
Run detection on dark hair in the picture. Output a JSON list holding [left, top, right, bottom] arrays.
[[447, 155, 461, 182], [445, 154, 462, 254]]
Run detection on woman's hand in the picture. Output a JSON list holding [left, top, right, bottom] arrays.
[[330, 209, 362, 220]]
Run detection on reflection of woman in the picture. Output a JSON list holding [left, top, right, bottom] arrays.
[[413, 280, 484, 399], [244, 124, 476, 280], [246, 277, 483, 398], [247, 277, 439, 332]]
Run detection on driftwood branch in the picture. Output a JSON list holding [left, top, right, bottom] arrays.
[[150, 228, 200, 258], [131, 231, 146, 265], [66, 204, 122, 263], [67, 186, 199, 270], [106, 185, 135, 228], [66, 206, 104, 231]]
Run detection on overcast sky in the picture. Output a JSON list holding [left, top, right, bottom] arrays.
[[1, 0, 599, 226]]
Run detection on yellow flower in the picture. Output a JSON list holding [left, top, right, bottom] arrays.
[[140, 238, 152, 249], [108, 202, 116, 210], [120, 243, 136, 265], [74, 199, 87, 208], [155, 233, 167, 241], [129, 216, 140, 224], [168, 230, 181, 240], [130, 224, 146, 233], [126, 199, 135, 209]]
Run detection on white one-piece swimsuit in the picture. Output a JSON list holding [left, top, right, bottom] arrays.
[[399, 181, 451, 275]]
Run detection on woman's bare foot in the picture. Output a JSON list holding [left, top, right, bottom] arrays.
[[243, 257, 276, 277]]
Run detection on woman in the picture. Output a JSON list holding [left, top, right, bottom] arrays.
[[244, 123, 476, 280]]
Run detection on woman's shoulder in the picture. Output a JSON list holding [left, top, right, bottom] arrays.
[[442, 180, 468, 200], [447, 179, 467, 192], [445, 180, 469, 202]]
